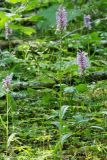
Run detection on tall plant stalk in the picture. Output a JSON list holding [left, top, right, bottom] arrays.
[[6, 93, 9, 158], [59, 39, 63, 160], [56, 5, 67, 159], [2, 74, 13, 159], [58, 36, 70, 160]]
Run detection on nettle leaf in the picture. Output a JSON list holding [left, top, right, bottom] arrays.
[[18, 44, 30, 52], [61, 105, 69, 119], [64, 86, 75, 93], [10, 24, 36, 35], [90, 126, 104, 130], [73, 114, 92, 124], [61, 133, 72, 144], [54, 133, 71, 152], [76, 84, 88, 93], [101, 111, 107, 115], [0, 55, 19, 66], [48, 110, 59, 119], [28, 15, 45, 22], [20, 27, 35, 35], [52, 121, 60, 129], [73, 114, 84, 122], [0, 12, 8, 27], [25, 0, 39, 11], [6, 0, 26, 4], [0, 12, 19, 27], [82, 32, 101, 45], [7, 133, 17, 147]]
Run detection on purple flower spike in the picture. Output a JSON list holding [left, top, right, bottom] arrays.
[[84, 15, 91, 30], [2, 73, 13, 92], [56, 5, 67, 31], [77, 51, 88, 75], [5, 21, 12, 40]]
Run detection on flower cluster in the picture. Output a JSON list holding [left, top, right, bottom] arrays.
[[56, 5, 67, 31], [84, 15, 91, 30], [5, 21, 12, 40], [2, 73, 13, 92], [77, 51, 88, 75]]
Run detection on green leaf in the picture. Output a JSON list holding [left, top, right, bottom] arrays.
[[76, 84, 88, 93], [57, 0, 64, 2], [8, 94, 16, 110], [28, 15, 44, 22], [10, 24, 36, 35], [0, 54, 18, 65], [0, 83, 5, 97], [61, 133, 71, 144], [52, 121, 60, 129], [0, 115, 7, 130], [7, 133, 17, 147], [6, 0, 26, 4], [25, 0, 39, 11], [48, 110, 58, 119], [61, 105, 69, 119], [68, 8, 82, 21], [90, 126, 104, 130], [101, 111, 107, 115], [73, 114, 83, 122], [37, 5, 58, 29], [0, 12, 8, 27], [64, 86, 75, 93], [18, 44, 30, 52]]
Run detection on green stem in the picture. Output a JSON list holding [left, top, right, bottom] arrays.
[[12, 111, 15, 132], [6, 93, 9, 157], [87, 31, 90, 56], [8, 38, 11, 53], [59, 108, 63, 160], [59, 38, 63, 160]]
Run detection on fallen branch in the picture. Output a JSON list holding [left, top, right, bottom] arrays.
[[0, 39, 23, 49], [85, 71, 107, 82], [0, 39, 107, 51], [12, 81, 54, 90], [0, 71, 106, 99], [12, 71, 107, 91]]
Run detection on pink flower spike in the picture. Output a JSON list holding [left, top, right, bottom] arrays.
[[56, 5, 67, 31], [84, 15, 91, 30], [77, 51, 88, 75], [2, 73, 13, 92]]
